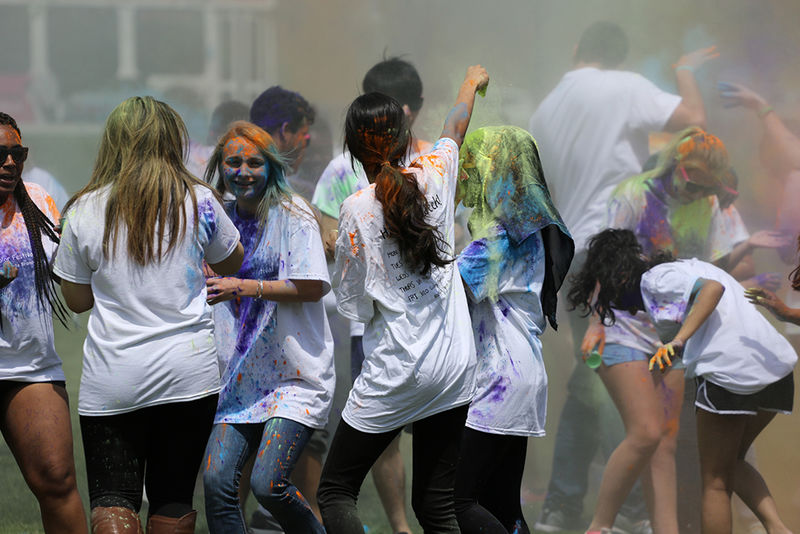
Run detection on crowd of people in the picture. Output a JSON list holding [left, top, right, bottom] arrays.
[[1, 19, 799, 534]]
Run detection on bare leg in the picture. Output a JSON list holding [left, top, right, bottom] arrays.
[[292, 449, 324, 522], [731, 411, 792, 534], [1, 382, 88, 533], [588, 361, 663, 531], [644, 368, 683, 534], [372, 433, 412, 533], [695, 409, 747, 534]]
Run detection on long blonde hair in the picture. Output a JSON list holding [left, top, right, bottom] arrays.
[[66, 96, 213, 265]]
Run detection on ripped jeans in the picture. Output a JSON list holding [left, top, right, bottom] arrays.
[[203, 417, 324, 534]]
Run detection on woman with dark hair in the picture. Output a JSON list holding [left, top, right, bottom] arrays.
[[317, 65, 489, 533], [54, 96, 244, 533], [453, 126, 573, 534], [573, 228, 795, 534], [201, 121, 333, 533], [0, 112, 86, 533]]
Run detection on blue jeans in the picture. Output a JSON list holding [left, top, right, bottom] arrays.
[[203, 417, 324, 534]]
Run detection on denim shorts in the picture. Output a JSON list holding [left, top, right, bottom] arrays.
[[601, 344, 685, 370]]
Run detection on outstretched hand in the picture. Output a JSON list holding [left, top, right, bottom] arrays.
[[748, 230, 793, 250], [649, 339, 684, 372], [718, 81, 767, 110], [745, 287, 788, 318], [0, 261, 18, 290], [675, 45, 719, 72]]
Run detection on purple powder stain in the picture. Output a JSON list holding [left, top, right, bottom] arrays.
[[487, 376, 508, 403]]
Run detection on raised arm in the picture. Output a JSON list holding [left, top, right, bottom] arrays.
[[719, 82, 800, 177], [664, 46, 718, 131], [440, 65, 490, 147]]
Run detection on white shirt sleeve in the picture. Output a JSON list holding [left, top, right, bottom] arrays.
[[203, 195, 241, 264], [627, 73, 682, 132], [53, 204, 93, 284], [707, 202, 750, 262], [284, 202, 332, 294]]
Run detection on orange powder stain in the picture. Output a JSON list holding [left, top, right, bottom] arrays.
[[349, 232, 359, 257], [206, 454, 211, 470], [297, 369, 301, 376], [237, 373, 242, 382]]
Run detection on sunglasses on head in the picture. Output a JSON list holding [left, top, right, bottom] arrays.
[[0, 145, 29, 164]]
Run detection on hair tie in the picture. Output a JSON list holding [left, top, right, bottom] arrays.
[[381, 160, 393, 168]]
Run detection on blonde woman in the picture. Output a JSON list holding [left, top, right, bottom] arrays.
[[201, 121, 333, 533], [54, 96, 243, 533]]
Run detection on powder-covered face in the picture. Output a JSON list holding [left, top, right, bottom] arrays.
[[222, 136, 268, 201], [0, 125, 23, 202]]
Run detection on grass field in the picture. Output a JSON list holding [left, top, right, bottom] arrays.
[[3, 308, 799, 533]]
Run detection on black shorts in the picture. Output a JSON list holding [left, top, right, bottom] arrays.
[[695, 373, 794, 415]]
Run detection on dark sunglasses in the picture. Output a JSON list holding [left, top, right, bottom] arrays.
[[0, 145, 29, 164]]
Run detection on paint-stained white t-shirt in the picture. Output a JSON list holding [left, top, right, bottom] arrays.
[[458, 229, 548, 437], [212, 197, 335, 428], [529, 67, 681, 253], [0, 183, 63, 382], [54, 185, 241, 415], [333, 137, 477, 432], [641, 259, 797, 394]]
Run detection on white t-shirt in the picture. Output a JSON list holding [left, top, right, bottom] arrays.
[[605, 176, 750, 353], [458, 229, 548, 437], [212, 197, 335, 428], [54, 185, 241, 415], [0, 183, 64, 382], [528, 67, 681, 253], [641, 259, 797, 394], [313, 144, 432, 338], [333, 137, 477, 433]]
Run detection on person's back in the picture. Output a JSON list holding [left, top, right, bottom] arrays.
[[530, 67, 680, 251]]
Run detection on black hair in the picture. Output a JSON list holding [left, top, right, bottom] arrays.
[[362, 56, 424, 113], [344, 93, 450, 275], [207, 100, 249, 145], [575, 21, 629, 68], [0, 112, 68, 328], [249, 86, 315, 135], [568, 229, 672, 325]]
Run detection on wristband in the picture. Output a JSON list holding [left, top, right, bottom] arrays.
[[757, 105, 774, 119], [675, 65, 695, 73], [257, 280, 263, 299]]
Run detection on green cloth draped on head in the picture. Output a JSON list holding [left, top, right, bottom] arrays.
[[458, 125, 574, 329]]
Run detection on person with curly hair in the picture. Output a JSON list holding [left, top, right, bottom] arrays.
[[0, 112, 86, 533], [571, 228, 796, 534]]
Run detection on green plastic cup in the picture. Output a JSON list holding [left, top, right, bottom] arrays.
[[585, 350, 602, 369]]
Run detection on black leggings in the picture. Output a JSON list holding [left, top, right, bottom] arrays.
[[318, 404, 468, 534], [454, 427, 530, 534], [80, 394, 218, 518]]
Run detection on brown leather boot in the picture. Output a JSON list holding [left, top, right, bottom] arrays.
[[146, 511, 197, 534], [91, 506, 144, 534]]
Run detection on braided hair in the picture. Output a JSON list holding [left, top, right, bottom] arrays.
[[0, 112, 68, 327]]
